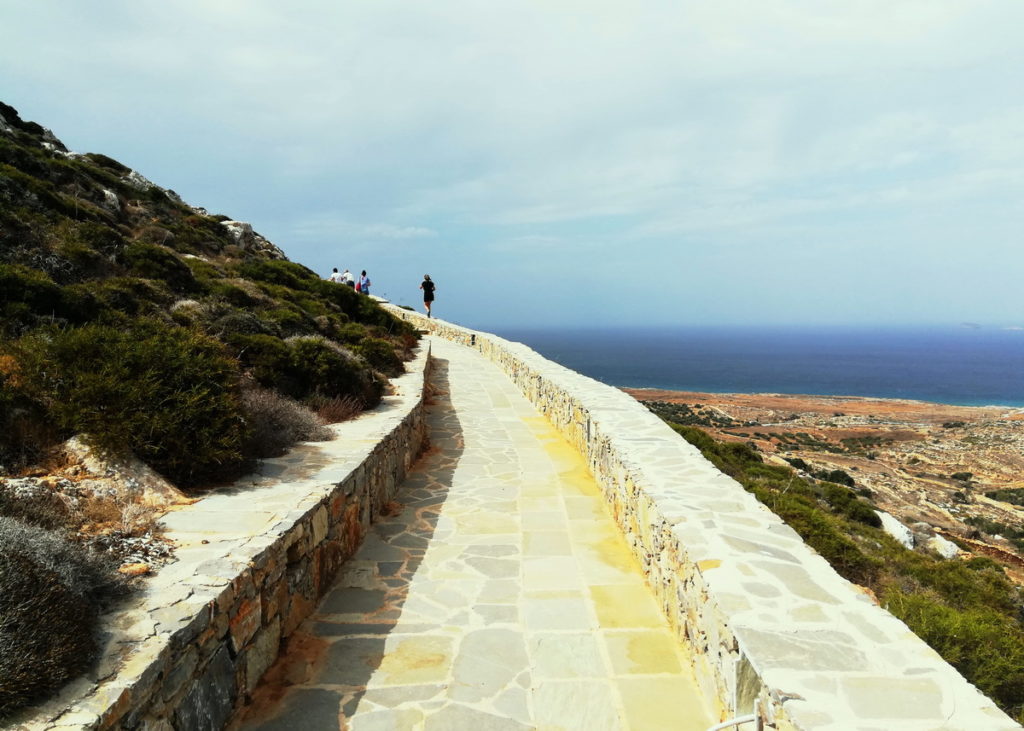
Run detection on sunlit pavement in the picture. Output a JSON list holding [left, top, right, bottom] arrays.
[[237, 338, 713, 731]]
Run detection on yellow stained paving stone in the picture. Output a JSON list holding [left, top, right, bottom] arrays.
[[585, 535, 640, 570], [376, 635, 454, 686], [557, 469, 599, 496], [602, 630, 683, 675], [575, 554, 639, 586], [563, 495, 608, 520], [616, 676, 713, 730], [524, 530, 573, 557], [521, 511, 565, 530], [566, 520, 620, 544], [590, 585, 664, 629]]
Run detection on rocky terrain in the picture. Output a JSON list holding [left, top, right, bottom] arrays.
[[628, 388, 1024, 579]]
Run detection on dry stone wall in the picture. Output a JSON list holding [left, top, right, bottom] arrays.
[[15, 345, 431, 731], [386, 307, 1020, 731]]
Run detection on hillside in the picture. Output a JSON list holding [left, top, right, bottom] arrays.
[[0, 102, 417, 716]]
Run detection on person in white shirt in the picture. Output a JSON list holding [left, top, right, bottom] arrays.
[[328, 267, 343, 283], [342, 269, 355, 287]]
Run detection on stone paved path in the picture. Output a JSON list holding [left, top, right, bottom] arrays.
[[237, 338, 714, 731]]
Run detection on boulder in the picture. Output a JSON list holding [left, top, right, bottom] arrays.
[[875, 511, 914, 549], [927, 534, 961, 559], [220, 220, 286, 259], [62, 436, 188, 507]]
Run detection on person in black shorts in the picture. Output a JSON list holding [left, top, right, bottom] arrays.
[[420, 274, 436, 318]]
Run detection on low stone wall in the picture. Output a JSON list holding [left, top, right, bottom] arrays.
[[18, 344, 432, 731], [386, 308, 1020, 731]]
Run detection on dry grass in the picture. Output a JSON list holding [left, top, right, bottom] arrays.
[[309, 394, 364, 424], [77, 492, 161, 537]]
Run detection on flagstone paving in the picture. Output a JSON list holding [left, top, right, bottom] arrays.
[[237, 338, 715, 731]]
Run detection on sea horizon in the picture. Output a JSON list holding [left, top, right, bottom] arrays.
[[486, 324, 1024, 409]]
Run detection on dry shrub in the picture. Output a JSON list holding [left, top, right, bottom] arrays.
[[309, 394, 364, 424], [242, 388, 331, 458], [119, 500, 157, 535], [0, 517, 123, 716], [398, 332, 419, 360], [79, 495, 122, 526], [77, 493, 159, 537], [0, 483, 73, 531]]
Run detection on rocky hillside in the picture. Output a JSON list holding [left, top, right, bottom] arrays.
[[0, 101, 417, 716]]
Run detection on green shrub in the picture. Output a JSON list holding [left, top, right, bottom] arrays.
[[821, 483, 881, 527], [886, 551, 1019, 613], [286, 337, 382, 405], [168, 215, 232, 254], [885, 590, 1024, 719], [261, 305, 314, 337], [336, 322, 368, 344], [225, 333, 292, 391], [120, 242, 198, 292], [986, 488, 1024, 507], [237, 259, 319, 292], [357, 337, 404, 377], [73, 276, 173, 319], [0, 264, 69, 333], [82, 152, 130, 175], [820, 468, 855, 487], [207, 280, 262, 308], [11, 321, 248, 486], [210, 309, 273, 337], [183, 257, 223, 284]]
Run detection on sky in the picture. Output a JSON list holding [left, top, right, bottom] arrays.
[[1, 1, 1022, 329]]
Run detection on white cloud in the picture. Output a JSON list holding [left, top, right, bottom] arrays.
[[2, 0, 1023, 324], [287, 215, 438, 245]]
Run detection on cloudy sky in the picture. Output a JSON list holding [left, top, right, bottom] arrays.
[[2, 1, 1022, 329]]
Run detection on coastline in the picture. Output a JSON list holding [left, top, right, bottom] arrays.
[[622, 387, 1024, 418]]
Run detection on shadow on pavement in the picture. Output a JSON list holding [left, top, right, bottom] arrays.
[[237, 358, 463, 730]]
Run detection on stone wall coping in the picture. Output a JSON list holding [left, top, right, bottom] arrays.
[[387, 308, 1020, 731], [16, 344, 431, 731]]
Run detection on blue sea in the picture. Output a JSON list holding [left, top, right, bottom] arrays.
[[490, 326, 1024, 408]]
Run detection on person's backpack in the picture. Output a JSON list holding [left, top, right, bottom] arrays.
[[355, 280, 362, 293]]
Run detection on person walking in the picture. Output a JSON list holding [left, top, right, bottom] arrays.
[[328, 267, 342, 282], [420, 274, 436, 318], [342, 268, 355, 287], [358, 270, 371, 295]]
